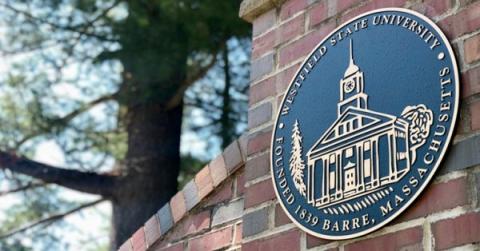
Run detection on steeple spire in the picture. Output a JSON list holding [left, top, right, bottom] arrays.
[[344, 39, 359, 77], [349, 39, 354, 65]]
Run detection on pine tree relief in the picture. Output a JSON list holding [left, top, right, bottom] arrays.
[[290, 120, 307, 196]]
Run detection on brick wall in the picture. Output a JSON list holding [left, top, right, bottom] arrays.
[[118, 0, 480, 250], [117, 138, 247, 251], [240, 0, 480, 250]]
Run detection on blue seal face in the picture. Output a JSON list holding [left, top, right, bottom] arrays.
[[271, 8, 459, 239]]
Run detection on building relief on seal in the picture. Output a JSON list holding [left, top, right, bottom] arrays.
[[290, 40, 433, 211]]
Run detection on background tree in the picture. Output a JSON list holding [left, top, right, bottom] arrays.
[[184, 38, 250, 154], [0, 0, 250, 249]]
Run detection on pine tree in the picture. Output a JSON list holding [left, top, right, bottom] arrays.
[[289, 120, 307, 196]]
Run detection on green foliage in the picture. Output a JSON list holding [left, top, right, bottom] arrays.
[[0, 0, 250, 249]]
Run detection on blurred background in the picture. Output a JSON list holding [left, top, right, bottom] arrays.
[[0, 0, 250, 250]]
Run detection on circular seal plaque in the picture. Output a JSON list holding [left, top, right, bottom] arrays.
[[271, 8, 459, 239]]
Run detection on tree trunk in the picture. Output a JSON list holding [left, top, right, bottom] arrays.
[[110, 101, 182, 248]]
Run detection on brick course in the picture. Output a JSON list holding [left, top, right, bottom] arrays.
[[396, 177, 469, 222], [244, 179, 276, 208], [344, 227, 423, 251], [432, 212, 480, 250], [243, 207, 269, 237], [245, 152, 270, 182], [465, 33, 480, 64], [243, 229, 301, 251], [188, 226, 233, 251], [144, 215, 161, 247], [194, 166, 213, 200]]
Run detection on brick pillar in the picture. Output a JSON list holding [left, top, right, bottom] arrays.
[[240, 0, 480, 250]]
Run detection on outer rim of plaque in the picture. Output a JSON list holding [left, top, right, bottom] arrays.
[[269, 7, 460, 240]]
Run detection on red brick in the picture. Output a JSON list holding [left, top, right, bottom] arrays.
[[253, 9, 277, 37], [188, 226, 233, 251], [461, 66, 480, 98], [251, 53, 274, 81], [205, 180, 233, 206], [252, 30, 276, 59], [306, 234, 330, 249], [370, 0, 407, 8], [340, 0, 407, 23], [280, 0, 307, 21], [432, 212, 480, 250], [413, 0, 453, 18], [131, 228, 146, 251], [278, 14, 305, 45], [238, 134, 248, 161], [464, 33, 480, 64], [397, 177, 469, 222], [184, 210, 210, 236], [247, 129, 272, 156], [345, 227, 423, 251], [275, 203, 292, 227], [167, 210, 211, 242], [438, 1, 480, 39], [309, 1, 328, 28], [224, 140, 243, 173], [250, 77, 276, 106], [248, 102, 273, 129], [337, 0, 365, 13], [242, 229, 300, 251], [195, 165, 213, 200], [245, 152, 270, 182], [144, 215, 161, 247], [279, 22, 336, 67], [209, 154, 227, 187], [170, 192, 186, 223], [118, 240, 133, 251], [234, 222, 242, 245], [276, 63, 301, 94], [470, 99, 480, 131], [236, 171, 245, 197], [340, 2, 375, 24], [157, 242, 183, 251], [245, 179, 276, 208]]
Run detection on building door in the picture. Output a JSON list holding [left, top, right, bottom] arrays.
[[344, 161, 356, 192]]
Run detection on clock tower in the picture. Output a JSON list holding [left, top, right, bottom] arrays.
[[338, 40, 368, 116]]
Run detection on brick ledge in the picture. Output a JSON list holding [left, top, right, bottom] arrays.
[[239, 0, 286, 22], [118, 135, 248, 251]]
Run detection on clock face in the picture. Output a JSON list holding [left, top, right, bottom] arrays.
[[344, 79, 355, 93]]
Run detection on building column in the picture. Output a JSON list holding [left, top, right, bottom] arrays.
[[357, 143, 364, 191], [389, 132, 397, 180], [323, 158, 329, 201], [373, 138, 380, 187]]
